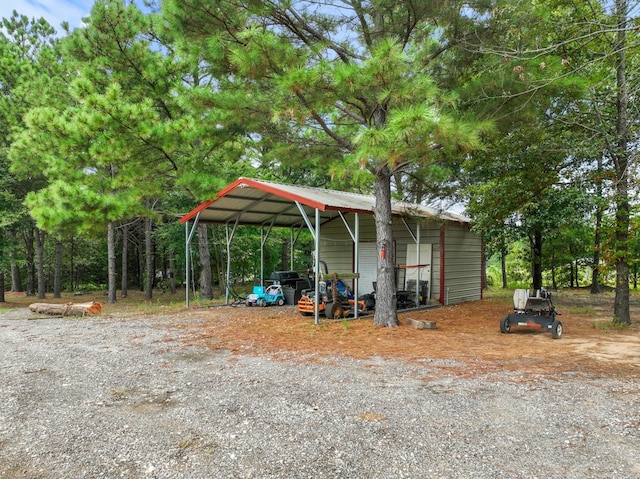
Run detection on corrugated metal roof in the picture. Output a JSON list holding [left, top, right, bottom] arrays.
[[179, 177, 470, 227]]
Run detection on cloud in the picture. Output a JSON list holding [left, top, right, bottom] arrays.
[[0, 0, 92, 34]]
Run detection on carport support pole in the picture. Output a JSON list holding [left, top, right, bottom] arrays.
[[226, 223, 231, 304], [354, 213, 360, 319], [259, 220, 275, 286], [339, 211, 360, 319], [290, 228, 294, 271], [415, 222, 421, 307], [314, 208, 320, 325], [295, 202, 321, 324], [185, 222, 190, 308], [184, 212, 201, 309], [260, 226, 264, 286], [225, 217, 240, 305]]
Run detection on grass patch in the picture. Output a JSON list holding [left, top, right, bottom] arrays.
[[593, 320, 631, 331], [483, 288, 515, 301], [562, 304, 597, 317]]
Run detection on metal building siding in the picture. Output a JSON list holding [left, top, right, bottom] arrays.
[[318, 216, 482, 305], [318, 214, 447, 301], [442, 223, 482, 304], [430, 242, 442, 303], [318, 216, 376, 274], [394, 220, 441, 301], [318, 215, 376, 296]]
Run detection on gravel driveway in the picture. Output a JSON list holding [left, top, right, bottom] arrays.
[[1, 308, 639, 479]]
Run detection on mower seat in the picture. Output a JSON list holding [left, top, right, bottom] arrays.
[[513, 289, 529, 311]]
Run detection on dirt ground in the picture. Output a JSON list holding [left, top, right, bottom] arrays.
[[3, 289, 639, 380], [179, 290, 640, 379]]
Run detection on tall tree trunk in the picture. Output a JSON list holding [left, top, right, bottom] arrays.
[[169, 253, 177, 294], [501, 247, 508, 289], [121, 223, 128, 298], [613, 0, 630, 324], [212, 225, 225, 297], [481, 242, 487, 290], [550, 250, 556, 290], [530, 230, 543, 291], [373, 168, 398, 326], [36, 228, 46, 300], [53, 238, 62, 298], [25, 225, 35, 296], [481, 259, 487, 290], [590, 158, 603, 294], [0, 232, 5, 301], [69, 238, 75, 292], [10, 252, 22, 292], [569, 262, 575, 288], [138, 222, 145, 292], [107, 222, 117, 303], [145, 217, 154, 300], [280, 237, 288, 271], [198, 223, 213, 300], [590, 214, 603, 293]]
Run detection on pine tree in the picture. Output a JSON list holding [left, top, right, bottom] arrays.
[[165, 0, 486, 325]]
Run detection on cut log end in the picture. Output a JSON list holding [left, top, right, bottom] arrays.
[[28, 301, 103, 316], [403, 317, 436, 330]]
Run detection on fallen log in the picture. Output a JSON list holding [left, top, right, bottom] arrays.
[[28, 301, 103, 317], [402, 317, 436, 330]]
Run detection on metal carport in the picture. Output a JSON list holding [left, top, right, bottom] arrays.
[[179, 177, 469, 323]]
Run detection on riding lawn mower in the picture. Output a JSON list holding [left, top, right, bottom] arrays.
[[500, 288, 563, 339], [297, 261, 371, 319]]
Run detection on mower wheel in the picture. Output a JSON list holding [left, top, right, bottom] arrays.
[[259, 299, 267, 307], [276, 297, 285, 306], [246, 300, 252, 307], [551, 319, 563, 339], [325, 302, 343, 319], [500, 315, 511, 334]]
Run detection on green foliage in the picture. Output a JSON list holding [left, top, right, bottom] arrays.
[[1, 0, 638, 311], [484, 256, 503, 288], [164, 0, 495, 325]]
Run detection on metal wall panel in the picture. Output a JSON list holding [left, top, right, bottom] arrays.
[[441, 223, 483, 304], [318, 214, 481, 306]]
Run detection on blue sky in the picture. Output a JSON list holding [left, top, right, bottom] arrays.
[[0, 0, 95, 33]]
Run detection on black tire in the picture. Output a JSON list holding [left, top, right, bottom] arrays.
[[259, 299, 267, 307], [551, 319, 563, 339], [500, 315, 511, 334], [325, 302, 344, 319], [325, 302, 334, 319], [276, 297, 285, 306], [246, 300, 252, 307]]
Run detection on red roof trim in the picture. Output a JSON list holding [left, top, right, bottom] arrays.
[[231, 178, 328, 210], [179, 198, 215, 223], [179, 178, 328, 224], [214, 177, 248, 198]]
